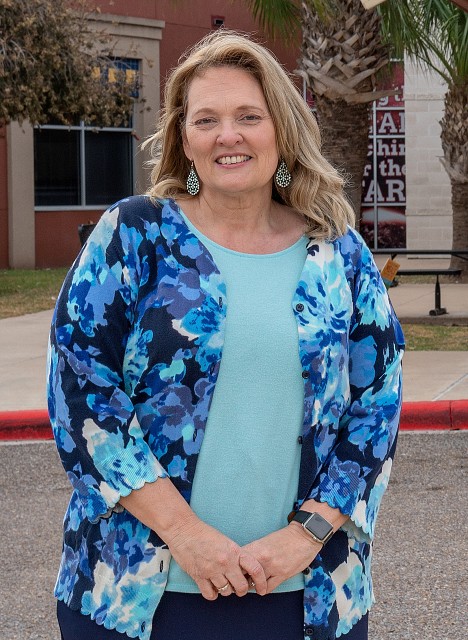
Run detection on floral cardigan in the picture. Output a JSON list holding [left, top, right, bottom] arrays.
[[48, 196, 404, 640]]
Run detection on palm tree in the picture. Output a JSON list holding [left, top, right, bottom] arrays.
[[380, 0, 467, 279], [247, 1, 467, 276], [246, 1, 395, 224]]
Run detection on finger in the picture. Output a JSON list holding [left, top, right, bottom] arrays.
[[217, 583, 233, 597], [224, 570, 249, 597], [214, 584, 233, 597], [197, 578, 218, 601], [239, 553, 268, 596], [210, 574, 232, 597], [243, 571, 270, 591], [247, 576, 257, 591], [266, 576, 283, 594]]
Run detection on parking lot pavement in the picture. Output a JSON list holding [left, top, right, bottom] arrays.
[[1, 432, 467, 640]]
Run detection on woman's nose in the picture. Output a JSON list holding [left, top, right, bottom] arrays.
[[216, 121, 243, 146]]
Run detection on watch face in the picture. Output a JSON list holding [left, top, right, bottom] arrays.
[[306, 513, 333, 539]]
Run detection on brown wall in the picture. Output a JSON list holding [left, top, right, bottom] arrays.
[[35, 210, 104, 269], [100, 0, 300, 89], [155, 1, 300, 94], [0, 127, 8, 268]]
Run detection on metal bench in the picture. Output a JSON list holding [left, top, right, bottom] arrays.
[[372, 249, 468, 317], [78, 223, 97, 247], [396, 268, 462, 315]]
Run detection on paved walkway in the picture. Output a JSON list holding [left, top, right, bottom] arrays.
[[1, 280, 467, 413], [374, 255, 468, 323], [386, 271, 468, 402], [0, 310, 51, 412]]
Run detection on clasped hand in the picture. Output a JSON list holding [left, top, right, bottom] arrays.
[[167, 516, 320, 600], [242, 525, 322, 594]]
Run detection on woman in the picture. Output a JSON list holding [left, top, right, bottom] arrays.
[[48, 30, 404, 640]]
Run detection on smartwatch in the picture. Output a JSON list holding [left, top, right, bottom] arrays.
[[288, 510, 334, 545]]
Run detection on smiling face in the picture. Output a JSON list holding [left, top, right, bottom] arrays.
[[182, 66, 279, 200]]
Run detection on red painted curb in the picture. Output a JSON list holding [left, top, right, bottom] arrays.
[[0, 401, 467, 441], [449, 400, 468, 431], [400, 401, 450, 431], [0, 410, 52, 441], [400, 400, 468, 431]]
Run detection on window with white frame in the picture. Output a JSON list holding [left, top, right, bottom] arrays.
[[34, 58, 138, 209]]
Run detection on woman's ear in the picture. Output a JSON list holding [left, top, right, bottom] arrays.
[[182, 129, 192, 162]]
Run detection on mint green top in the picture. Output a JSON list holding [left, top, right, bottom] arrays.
[[166, 211, 308, 593]]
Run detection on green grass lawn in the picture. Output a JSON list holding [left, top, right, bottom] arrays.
[[1, 269, 467, 350], [0, 268, 68, 319], [402, 323, 468, 351]]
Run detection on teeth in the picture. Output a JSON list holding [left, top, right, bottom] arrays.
[[217, 155, 250, 165]]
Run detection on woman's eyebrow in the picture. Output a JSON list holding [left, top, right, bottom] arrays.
[[190, 104, 268, 118]]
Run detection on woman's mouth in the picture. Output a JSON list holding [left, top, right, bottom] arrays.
[[216, 155, 251, 165]]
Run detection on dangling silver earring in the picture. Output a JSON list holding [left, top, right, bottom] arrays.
[[275, 159, 292, 188], [186, 162, 200, 196]]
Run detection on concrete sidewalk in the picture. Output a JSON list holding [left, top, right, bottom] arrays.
[[0, 310, 51, 412], [389, 282, 468, 324], [1, 282, 468, 411], [375, 254, 468, 324], [0, 282, 467, 436], [387, 281, 468, 402]]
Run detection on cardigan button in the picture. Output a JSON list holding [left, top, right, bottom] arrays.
[[302, 371, 310, 379], [295, 303, 304, 312], [305, 627, 314, 636], [302, 567, 311, 575], [297, 436, 303, 444]]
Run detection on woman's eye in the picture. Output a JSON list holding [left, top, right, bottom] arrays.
[[241, 114, 261, 122], [194, 118, 216, 126]]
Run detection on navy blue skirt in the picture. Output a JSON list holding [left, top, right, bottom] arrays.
[[57, 591, 368, 640]]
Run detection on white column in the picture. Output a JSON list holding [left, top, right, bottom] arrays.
[[7, 121, 35, 268], [88, 14, 165, 194], [404, 56, 452, 250]]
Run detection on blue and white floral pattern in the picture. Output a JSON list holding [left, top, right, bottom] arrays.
[[48, 196, 404, 639]]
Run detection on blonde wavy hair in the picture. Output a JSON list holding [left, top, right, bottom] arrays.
[[145, 30, 355, 239]]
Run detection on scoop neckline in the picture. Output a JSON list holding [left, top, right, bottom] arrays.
[[174, 200, 308, 258]]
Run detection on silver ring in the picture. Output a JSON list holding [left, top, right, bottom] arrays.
[[249, 580, 255, 588], [217, 583, 230, 593]]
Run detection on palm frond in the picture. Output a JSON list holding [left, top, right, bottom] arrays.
[[242, 0, 300, 40], [379, 0, 468, 83]]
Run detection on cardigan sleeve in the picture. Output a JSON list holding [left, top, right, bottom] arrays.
[[305, 239, 405, 539], [47, 200, 168, 523]]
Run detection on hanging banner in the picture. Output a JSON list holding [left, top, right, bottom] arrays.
[[361, 63, 406, 248]]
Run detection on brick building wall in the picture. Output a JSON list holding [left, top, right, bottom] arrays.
[[104, 0, 300, 104], [0, 2, 454, 268], [1, 0, 301, 269]]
